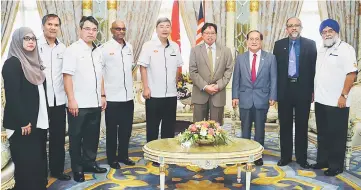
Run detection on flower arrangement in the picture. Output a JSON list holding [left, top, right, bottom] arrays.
[[177, 73, 192, 100], [177, 120, 231, 146]]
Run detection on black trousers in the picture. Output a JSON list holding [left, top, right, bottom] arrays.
[[67, 107, 101, 172], [145, 97, 177, 142], [48, 104, 66, 175], [278, 82, 311, 163], [105, 100, 134, 163], [9, 128, 48, 190], [315, 102, 349, 170]]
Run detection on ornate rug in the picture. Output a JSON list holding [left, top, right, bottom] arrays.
[[47, 126, 361, 190]]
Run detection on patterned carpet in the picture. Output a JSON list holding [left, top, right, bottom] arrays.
[[47, 125, 361, 190]]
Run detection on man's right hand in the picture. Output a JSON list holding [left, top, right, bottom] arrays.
[[232, 99, 239, 108], [205, 85, 218, 95], [21, 123, 31, 136], [68, 99, 79, 117], [143, 87, 151, 99]]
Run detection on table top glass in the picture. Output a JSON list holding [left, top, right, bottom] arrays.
[[143, 138, 263, 155]]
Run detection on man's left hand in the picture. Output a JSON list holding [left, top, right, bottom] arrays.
[[269, 100, 276, 106], [337, 96, 346, 108], [101, 97, 107, 111]]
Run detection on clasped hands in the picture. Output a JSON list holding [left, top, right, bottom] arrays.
[[205, 84, 219, 95]]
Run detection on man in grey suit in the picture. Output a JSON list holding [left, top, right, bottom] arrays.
[[189, 23, 233, 125], [232, 30, 277, 166]]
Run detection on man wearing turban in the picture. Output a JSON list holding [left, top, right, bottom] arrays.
[[312, 19, 358, 176]]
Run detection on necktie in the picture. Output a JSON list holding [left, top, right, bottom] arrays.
[[208, 47, 213, 77], [288, 41, 296, 77], [251, 53, 257, 83]]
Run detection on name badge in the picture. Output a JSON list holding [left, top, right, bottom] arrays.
[[57, 53, 63, 59], [170, 48, 176, 56]]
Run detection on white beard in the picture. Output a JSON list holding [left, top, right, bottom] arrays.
[[323, 36, 338, 47], [290, 32, 299, 38]]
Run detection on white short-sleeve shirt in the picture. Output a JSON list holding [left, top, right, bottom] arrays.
[[314, 39, 358, 107], [100, 39, 134, 102], [62, 39, 104, 108], [137, 38, 183, 98], [38, 35, 67, 107]]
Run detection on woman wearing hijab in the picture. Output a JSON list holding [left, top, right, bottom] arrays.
[[2, 27, 48, 190]]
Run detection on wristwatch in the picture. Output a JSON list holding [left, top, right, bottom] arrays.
[[341, 94, 348, 99], [101, 94, 106, 98]]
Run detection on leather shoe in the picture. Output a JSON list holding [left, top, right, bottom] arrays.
[[324, 168, 343, 176], [277, 159, 292, 166], [119, 158, 135, 166], [51, 173, 71, 181], [254, 158, 263, 166], [310, 163, 328, 169], [297, 161, 311, 169], [83, 165, 107, 173], [73, 172, 84, 182], [109, 162, 120, 169]]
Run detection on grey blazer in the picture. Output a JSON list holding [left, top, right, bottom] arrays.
[[232, 50, 277, 109]]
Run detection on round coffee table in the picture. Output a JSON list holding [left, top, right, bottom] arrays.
[[143, 138, 263, 190]]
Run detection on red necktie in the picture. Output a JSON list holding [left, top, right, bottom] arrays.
[[251, 53, 257, 83]]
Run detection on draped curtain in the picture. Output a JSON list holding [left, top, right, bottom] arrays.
[[179, 1, 226, 47], [36, 0, 83, 46], [1, 1, 20, 56], [322, 1, 361, 80], [258, 1, 303, 52], [117, 0, 162, 65]]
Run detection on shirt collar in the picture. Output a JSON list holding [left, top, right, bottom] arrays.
[[249, 49, 261, 57], [205, 43, 216, 50], [38, 35, 60, 46], [78, 38, 97, 51], [289, 37, 300, 45], [110, 38, 127, 49], [154, 37, 170, 48]]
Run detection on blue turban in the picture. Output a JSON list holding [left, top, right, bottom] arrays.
[[319, 19, 340, 35]]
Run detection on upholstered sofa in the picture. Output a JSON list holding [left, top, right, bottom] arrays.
[[308, 82, 361, 170]]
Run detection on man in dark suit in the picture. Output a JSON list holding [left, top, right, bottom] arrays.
[[232, 30, 277, 166], [273, 17, 317, 168]]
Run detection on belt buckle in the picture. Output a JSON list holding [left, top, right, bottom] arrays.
[[289, 78, 297, 82]]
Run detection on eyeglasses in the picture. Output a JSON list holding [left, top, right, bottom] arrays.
[[203, 32, 216, 36], [112, 27, 127, 32], [248, 38, 261, 42], [23, 36, 37, 42], [321, 29, 335, 36], [82, 27, 98, 32], [286, 24, 301, 28]]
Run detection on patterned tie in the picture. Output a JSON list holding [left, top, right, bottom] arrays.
[[251, 53, 257, 83], [288, 41, 296, 77], [208, 46, 213, 77]]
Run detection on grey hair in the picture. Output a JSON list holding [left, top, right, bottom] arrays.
[[156, 17, 171, 27], [286, 17, 302, 27]]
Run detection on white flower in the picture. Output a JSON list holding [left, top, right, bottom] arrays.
[[200, 129, 207, 136], [181, 141, 192, 148]]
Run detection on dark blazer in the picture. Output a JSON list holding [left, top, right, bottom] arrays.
[[273, 37, 317, 102], [2, 56, 48, 131]]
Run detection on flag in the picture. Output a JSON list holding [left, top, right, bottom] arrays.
[[196, 1, 204, 45], [170, 0, 182, 74]]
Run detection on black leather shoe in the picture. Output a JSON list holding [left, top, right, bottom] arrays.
[[297, 161, 311, 169], [73, 172, 84, 182], [83, 165, 107, 173], [310, 163, 328, 169], [51, 173, 71, 181], [324, 168, 343, 176], [254, 158, 263, 166], [277, 159, 292, 166], [109, 162, 121, 169], [119, 158, 135, 166]]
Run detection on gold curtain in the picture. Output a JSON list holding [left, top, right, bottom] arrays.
[[1, 1, 20, 56]]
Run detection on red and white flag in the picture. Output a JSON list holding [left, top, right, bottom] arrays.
[[195, 1, 204, 45]]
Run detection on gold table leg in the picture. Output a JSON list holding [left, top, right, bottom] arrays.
[[159, 157, 165, 190], [245, 162, 253, 190], [237, 163, 241, 183]]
